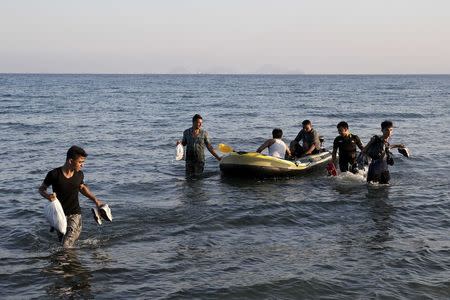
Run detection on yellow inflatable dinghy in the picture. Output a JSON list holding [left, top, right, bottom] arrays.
[[219, 151, 332, 177]]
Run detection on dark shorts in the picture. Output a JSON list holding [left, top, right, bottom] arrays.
[[185, 161, 205, 177], [57, 214, 82, 248], [339, 155, 358, 173], [367, 160, 390, 184]]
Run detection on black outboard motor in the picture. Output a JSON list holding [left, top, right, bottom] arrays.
[[319, 136, 326, 152]]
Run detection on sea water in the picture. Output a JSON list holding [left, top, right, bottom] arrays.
[[0, 74, 449, 299]]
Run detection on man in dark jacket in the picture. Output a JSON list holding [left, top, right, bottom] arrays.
[[363, 120, 405, 184]]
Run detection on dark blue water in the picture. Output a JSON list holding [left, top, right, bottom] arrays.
[[1, 74, 449, 299]]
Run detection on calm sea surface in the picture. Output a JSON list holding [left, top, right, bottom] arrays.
[[0, 74, 449, 299]]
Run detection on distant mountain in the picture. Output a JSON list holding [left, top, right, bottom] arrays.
[[253, 64, 305, 75]]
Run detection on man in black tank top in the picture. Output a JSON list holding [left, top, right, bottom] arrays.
[[332, 121, 364, 173], [38, 145, 104, 248]]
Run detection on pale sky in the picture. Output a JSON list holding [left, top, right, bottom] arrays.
[[1, 0, 449, 74]]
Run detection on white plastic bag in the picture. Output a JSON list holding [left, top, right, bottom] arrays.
[[175, 143, 184, 161], [44, 197, 67, 235]]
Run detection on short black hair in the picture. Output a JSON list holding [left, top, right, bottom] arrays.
[[302, 120, 311, 126], [67, 145, 87, 160], [272, 128, 283, 139], [337, 121, 349, 129], [192, 114, 203, 123], [381, 120, 393, 130]]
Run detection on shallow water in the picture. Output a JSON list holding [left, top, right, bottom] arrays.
[[1, 74, 449, 299]]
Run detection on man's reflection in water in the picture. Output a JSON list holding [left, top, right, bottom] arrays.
[[366, 185, 394, 245], [43, 249, 93, 299]]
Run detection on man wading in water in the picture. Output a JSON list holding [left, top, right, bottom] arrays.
[[177, 114, 221, 177], [332, 121, 364, 174], [363, 120, 405, 184], [39, 145, 104, 248]]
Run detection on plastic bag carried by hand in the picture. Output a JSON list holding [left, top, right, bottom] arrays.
[[44, 196, 67, 235], [175, 143, 184, 161]]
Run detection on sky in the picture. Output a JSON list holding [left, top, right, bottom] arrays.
[[1, 0, 449, 74]]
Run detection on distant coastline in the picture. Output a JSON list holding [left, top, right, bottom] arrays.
[[0, 73, 449, 75]]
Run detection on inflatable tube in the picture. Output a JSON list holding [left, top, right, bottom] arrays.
[[220, 151, 332, 177]]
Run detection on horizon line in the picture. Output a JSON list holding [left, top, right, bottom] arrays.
[[1, 72, 449, 76]]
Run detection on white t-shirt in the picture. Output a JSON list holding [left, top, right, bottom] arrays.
[[268, 139, 287, 158]]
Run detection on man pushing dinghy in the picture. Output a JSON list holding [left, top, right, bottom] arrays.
[[39, 145, 112, 248]]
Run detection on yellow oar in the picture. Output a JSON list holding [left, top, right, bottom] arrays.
[[217, 143, 234, 153]]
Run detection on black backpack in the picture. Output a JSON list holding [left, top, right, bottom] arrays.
[[366, 135, 386, 160]]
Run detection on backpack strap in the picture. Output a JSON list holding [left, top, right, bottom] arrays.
[[369, 135, 386, 160], [375, 135, 390, 159]]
